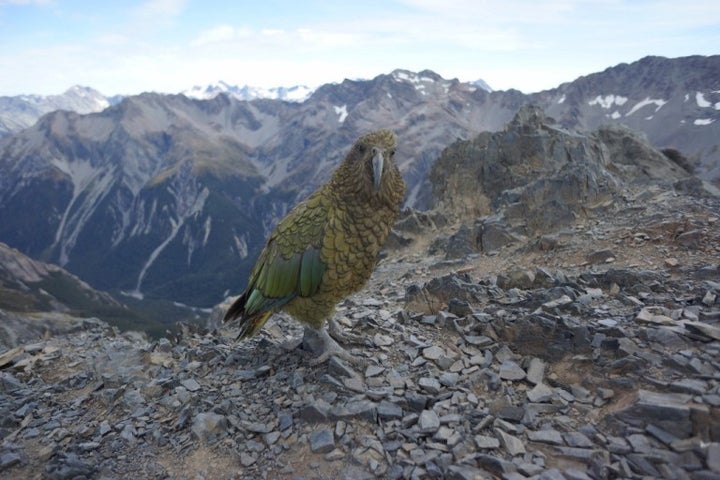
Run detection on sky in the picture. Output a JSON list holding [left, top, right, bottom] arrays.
[[0, 0, 719, 96]]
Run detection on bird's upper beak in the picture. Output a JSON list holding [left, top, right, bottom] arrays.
[[372, 147, 384, 192]]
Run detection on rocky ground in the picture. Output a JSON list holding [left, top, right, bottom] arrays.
[[1, 184, 719, 480]]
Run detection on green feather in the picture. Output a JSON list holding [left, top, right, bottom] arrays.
[[312, 249, 325, 291], [299, 251, 312, 297], [245, 289, 265, 315], [244, 245, 325, 315], [278, 255, 296, 295], [265, 261, 277, 296], [300, 248, 323, 297]]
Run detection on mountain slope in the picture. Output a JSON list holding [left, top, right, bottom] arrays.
[[533, 55, 720, 180], [0, 241, 138, 348], [0, 93, 282, 306], [0, 241, 119, 312], [0, 70, 505, 306], [0, 56, 717, 309]]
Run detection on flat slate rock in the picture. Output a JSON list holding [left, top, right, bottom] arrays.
[[418, 409, 441, 433], [498, 361, 526, 381], [310, 429, 335, 453]]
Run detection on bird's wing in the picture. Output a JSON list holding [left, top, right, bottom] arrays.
[[224, 192, 328, 337]]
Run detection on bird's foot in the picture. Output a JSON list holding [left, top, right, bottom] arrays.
[[327, 317, 365, 346], [303, 326, 368, 366]]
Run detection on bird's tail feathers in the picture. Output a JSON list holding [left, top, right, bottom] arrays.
[[234, 311, 272, 340], [223, 293, 247, 324], [223, 293, 273, 341]]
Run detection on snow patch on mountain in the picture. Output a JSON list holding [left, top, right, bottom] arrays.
[[334, 105, 348, 123], [394, 71, 436, 96], [393, 71, 431, 85], [694, 91, 720, 110], [696, 92, 712, 108], [589, 94, 628, 109], [625, 97, 667, 116], [390, 69, 479, 99]]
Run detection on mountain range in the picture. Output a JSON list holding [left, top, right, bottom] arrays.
[[0, 81, 316, 138], [0, 55, 718, 321], [180, 81, 315, 103]]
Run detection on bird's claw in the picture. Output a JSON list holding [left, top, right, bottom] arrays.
[[303, 326, 368, 366], [327, 317, 365, 346]]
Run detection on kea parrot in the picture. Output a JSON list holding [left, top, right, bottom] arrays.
[[223, 129, 406, 364]]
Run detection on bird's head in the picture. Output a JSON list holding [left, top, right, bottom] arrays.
[[335, 129, 399, 200]]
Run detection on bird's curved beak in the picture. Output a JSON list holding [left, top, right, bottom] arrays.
[[372, 148, 384, 192]]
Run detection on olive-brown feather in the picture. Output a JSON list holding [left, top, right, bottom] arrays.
[[223, 129, 406, 339]]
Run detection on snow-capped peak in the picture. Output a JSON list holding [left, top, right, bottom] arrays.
[[63, 85, 111, 110], [181, 82, 314, 102], [469, 78, 492, 92], [391, 69, 449, 87], [390, 69, 492, 94]]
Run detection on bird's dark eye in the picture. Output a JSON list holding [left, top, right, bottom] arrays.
[[356, 144, 367, 154], [389, 148, 396, 157]]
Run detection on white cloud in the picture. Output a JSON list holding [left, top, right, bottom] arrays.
[[191, 25, 238, 46], [2, 0, 720, 96], [190, 24, 366, 53]]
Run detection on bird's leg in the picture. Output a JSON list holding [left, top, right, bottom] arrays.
[[327, 316, 366, 346], [303, 326, 367, 366]]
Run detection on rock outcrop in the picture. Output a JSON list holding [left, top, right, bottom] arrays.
[[427, 105, 706, 256]]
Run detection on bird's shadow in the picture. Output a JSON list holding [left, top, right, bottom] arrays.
[[221, 310, 378, 372], [220, 312, 313, 368]]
